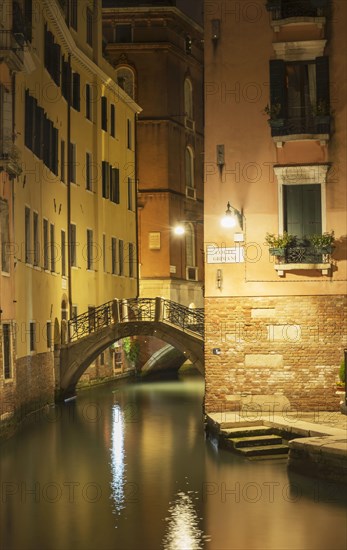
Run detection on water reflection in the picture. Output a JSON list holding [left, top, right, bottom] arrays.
[[162, 491, 210, 550], [110, 403, 126, 514]]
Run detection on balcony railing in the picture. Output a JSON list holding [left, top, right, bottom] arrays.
[[266, 0, 327, 20], [269, 115, 330, 137]]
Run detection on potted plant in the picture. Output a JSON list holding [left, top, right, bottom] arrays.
[[265, 231, 296, 258], [313, 98, 331, 124], [309, 231, 335, 254], [264, 103, 284, 127]]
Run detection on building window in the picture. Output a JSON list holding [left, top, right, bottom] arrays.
[[128, 243, 134, 278], [43, 218, 49, 270], [44, 25, 61, 86], [70, 143, 76, 183], [33, 211, 39, 267], [25, 206, 31, 264], [111, 237, 117, 274], [87, 229, 93, 270], [185, 223, 196, 268], [110, 167, 120, 204], [101, 96, 107, 131], [86, 8, 93, 46], [50, 223, 55, 272], [61, 140, 65, 183], [0, 199, 10, 273], [85, 84, 92, 120], [115, 24, 132, 43], [119, 239, 124, 276], [29, 321, 36, 352], [72, 72, 80, 111], [85, 152, 92, 191], [185, 147, 195, 199], [102, 161, 110, 199], [61, 57, 71, 101], [283, 184, 322, 238], [61, 229, 66, 277], [184, 78, 193, 119], [127, 177, 133, 211], [116, 67, 135, 99], [103, 234, 106, 272], [110, 104, 116, 137], [70, 0, 77, 30], [267, 0, 328, 20], [269, 57, 330, 136], [2, 323, 12, 379], [127, 119, 132, 149], [46, 321, 52, 349], [69, 223, 77, 267]]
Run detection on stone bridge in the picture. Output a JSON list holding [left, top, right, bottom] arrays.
[[57, 297, 204, 400]]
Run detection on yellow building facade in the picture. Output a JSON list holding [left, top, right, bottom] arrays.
[[0, 0, 141, 433]]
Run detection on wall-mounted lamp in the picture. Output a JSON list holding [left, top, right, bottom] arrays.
[[221, 202, 244, 230]]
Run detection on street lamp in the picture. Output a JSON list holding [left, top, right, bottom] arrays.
[[173, 219, 203, 235], [221, 202, 244, 230]]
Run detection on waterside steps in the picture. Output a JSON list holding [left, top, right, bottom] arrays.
[[211, 420, 290, 460]]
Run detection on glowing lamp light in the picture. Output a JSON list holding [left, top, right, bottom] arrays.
[[220, 201, 244, 230], [174, 224, 186, 235]]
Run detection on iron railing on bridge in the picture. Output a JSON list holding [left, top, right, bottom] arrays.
[[67, 298, 204, 342]]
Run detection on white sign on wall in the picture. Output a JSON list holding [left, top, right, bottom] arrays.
[[206, 245, 244, 264]]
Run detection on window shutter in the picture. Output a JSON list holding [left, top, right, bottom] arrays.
[[315, 56, 330, 107], [52, 43, 61, 86], [114, 168, 120, 203], [269, 59, 287, 118], [101, 96, 107, 130], [102, 161, 109, 198], [72, 72, 80, 111]]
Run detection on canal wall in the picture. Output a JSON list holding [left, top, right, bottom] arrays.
[[204, 295, 346, 413]]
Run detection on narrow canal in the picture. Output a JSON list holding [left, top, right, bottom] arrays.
[[1, 374, 346, 550]]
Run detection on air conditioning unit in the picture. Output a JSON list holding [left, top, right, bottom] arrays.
[[185, 186, 196, 200], [186, 266, 198, 281], [184, 116, 195, 132]]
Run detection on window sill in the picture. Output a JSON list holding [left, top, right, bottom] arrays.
[[270, 16, 326, 32], [274, 263, 332, 277], [273, 133, 329, 148]]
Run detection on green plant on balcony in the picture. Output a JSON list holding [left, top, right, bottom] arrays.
[[265, 231, 296, 258], [308, 231, 335, 254], [312, 98, 331, 123]]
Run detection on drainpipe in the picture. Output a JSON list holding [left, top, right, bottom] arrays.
[[67, 53, 72, 318], [134, 111, 140, 299]]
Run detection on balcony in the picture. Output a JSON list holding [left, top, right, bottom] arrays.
[[0, 140, 22, 177], [270, 244, 333, 276], [269, 115, 330, 145], [0, 30, 24, 71], [266, 0, 328, 20]]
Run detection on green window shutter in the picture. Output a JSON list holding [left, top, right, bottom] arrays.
[[269, 59, 287, 118], [283, 184, 322, 238], [315, 56, 330, 108]]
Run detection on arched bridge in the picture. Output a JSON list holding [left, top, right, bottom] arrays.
[[58, 297, 204, 400]]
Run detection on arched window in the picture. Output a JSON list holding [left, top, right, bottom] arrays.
[[185, 147, 195, 199], [184, 78, 193, 119], [115, 67, 135, 99], [185, 223, 196, 268]]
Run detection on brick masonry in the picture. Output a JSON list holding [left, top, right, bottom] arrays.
[[204, 295, 347, 413]]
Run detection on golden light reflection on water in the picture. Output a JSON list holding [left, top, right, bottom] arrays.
[[162, 491, 210, 549], [110, 404, 126, 514]]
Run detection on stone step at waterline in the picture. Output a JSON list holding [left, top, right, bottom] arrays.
[[237, 444, 289, 457], [220, 425, 274, 438], [228, 434, 283, 448]]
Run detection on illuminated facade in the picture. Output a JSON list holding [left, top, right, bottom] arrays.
[[0, 0, 141, 432], [204, 0, 347, 412]]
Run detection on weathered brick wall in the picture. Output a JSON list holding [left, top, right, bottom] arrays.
[[204, 295, 347, 413]]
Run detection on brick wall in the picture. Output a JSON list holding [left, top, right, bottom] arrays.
[[204, 295, 347, 413]]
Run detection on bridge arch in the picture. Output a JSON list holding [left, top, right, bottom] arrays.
[[58, 298, 204, 400]]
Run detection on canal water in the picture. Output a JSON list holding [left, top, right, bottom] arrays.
[[1, 374, 346, 550]]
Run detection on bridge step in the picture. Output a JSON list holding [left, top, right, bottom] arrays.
[[236, 444, 289, 458], [220, 425, 273, 439], [228, 434, 284, 448]]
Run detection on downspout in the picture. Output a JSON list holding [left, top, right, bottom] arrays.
[[134, 111, 140, 299], [67, 53, 72, 318]]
